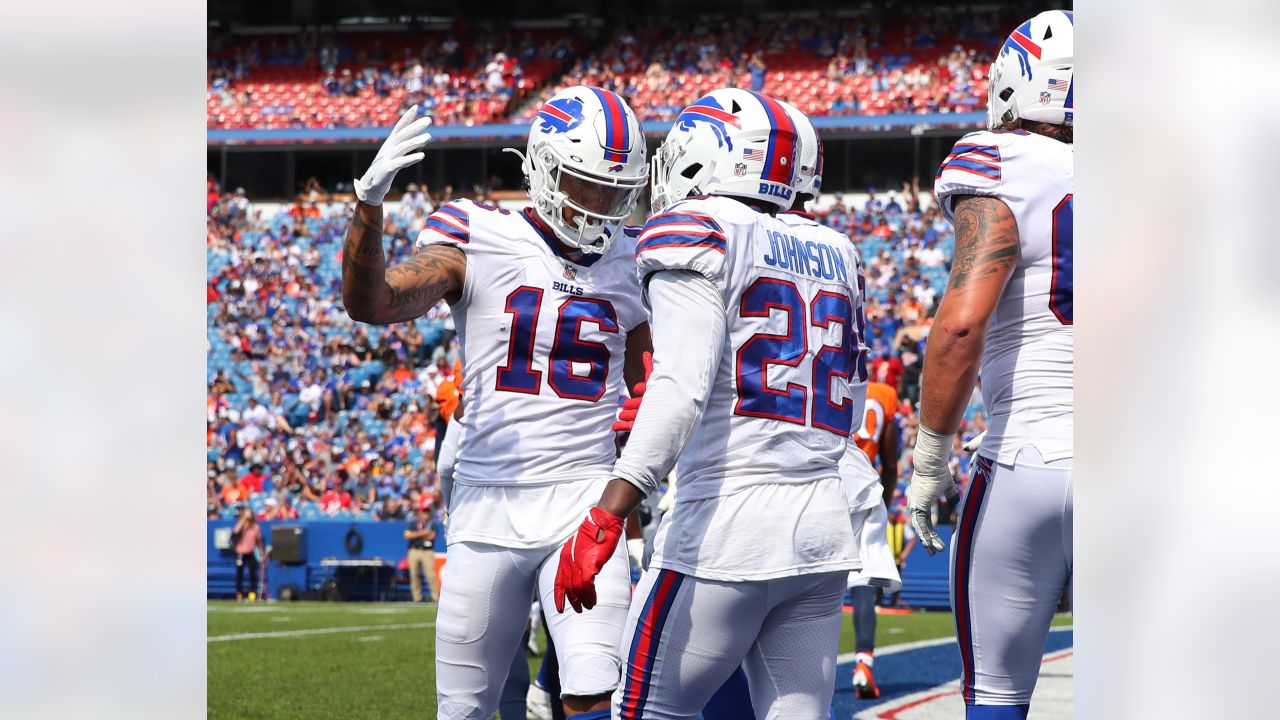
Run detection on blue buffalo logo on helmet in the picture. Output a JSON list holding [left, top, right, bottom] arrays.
[[999, 18, 1041, 81], [537, 97, 586, 134], [675, 96, 742, 151]]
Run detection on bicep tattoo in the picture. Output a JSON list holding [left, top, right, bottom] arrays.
[[386, 245, 466, 313], [948, 195, 1020, 291]]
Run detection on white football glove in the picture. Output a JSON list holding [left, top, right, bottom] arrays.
[[906, 425, 960, 556], [962, 430, 987, 453], [353, 106, 433, 206], [626, 538, 645, 573], [656, 475, 677, 515]]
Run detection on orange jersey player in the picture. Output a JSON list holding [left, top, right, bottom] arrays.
[[854, 381, 900, 505]]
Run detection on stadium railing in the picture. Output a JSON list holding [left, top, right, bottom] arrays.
[[207, 110, 985, 145]]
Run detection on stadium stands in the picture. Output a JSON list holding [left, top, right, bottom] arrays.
[[518, 11, 1007, 122], [207, 26, 582, 129], [207, 6, 1031, 130], [207, 185, 460, 522]]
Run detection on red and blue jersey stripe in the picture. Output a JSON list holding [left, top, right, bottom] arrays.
[[747, 91, 798, 186], [937, 143, 1002, 183], [953, 455, 994, 705], [590, 87, 632, 163], [637, 212, 727, 255], [619, 569, 685, 719], [423, 202, 470, 243]]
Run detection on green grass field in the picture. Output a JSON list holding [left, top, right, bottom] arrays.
[[208, 601, 1071, 719]]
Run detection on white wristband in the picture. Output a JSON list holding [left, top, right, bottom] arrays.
[[912, 425, 952, 477]]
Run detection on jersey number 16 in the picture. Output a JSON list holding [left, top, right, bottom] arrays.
[[495, 286, 618, 401]]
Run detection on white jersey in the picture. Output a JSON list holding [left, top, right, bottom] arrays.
[[935, 130, 1073, 466], [637, 197, 867, 580], [417, 200, 646, 546], [838, 443, 882, 513], [777, 211, 879, 515]]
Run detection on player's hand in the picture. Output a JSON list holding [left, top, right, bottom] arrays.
[[554, 507, 625, 613], [906, 426, 960, 556], [353, 106, 433, 206], [626, 538, 645, 574], [612, 352, 653, 433], [962, 431, 987, 453], [656, 486, 676, 515]]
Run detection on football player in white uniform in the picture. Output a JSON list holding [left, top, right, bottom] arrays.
[[777, 100, 901, 703], [341, 86, 653, 720], [553, 88, 866, 719], [907, 10, 1073, 718]]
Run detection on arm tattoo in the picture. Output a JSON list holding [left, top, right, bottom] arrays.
[[389, 282, 450, 309], [346, 211, 388, 260], [341, 202, 466, 324], [947, 195, 1020, 291], [345, 264, 384, 287]]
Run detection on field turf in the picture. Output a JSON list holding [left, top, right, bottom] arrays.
[[208, 601, 1071, 719]]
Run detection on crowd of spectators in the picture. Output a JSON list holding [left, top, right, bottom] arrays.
[[207, 176, 465, 522], [806, 182, 987, 524], [488, 6, 1021, 123], [209, 4, 1058, 130], [207, 24, 583, 129]]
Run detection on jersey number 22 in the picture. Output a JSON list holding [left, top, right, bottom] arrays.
[[733, 277, 868, 436]]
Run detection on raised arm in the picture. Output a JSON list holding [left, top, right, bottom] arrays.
[[340, 106, 466, 325]]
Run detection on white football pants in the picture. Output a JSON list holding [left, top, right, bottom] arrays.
[[612, 568, 847, 719], [435, 538, 632, 720], [951, 448, 1073, 708]]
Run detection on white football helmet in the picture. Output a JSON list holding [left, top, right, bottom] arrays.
[[987, 9, 1074, 130], [651, 89, 799, 213], [510, 85, 647, 254], [778, 100, 822, 201]]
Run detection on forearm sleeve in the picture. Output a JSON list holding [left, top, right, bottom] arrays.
[[612, 271, 726, 495]]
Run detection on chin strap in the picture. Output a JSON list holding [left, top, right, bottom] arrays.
[[503, 147, 532, 191]]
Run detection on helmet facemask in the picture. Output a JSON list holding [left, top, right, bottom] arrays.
[[523, 141, 646, 254], [651, 132, 714, 214], [986, 66, 1017, 130]]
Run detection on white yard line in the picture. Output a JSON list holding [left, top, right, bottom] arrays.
[[836, 624, 1071, 663], [208, 613, 1071, 649], [856, 647, 1074, 719], [208, 621, 435, 643]]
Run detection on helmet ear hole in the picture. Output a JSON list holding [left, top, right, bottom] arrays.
[[680, 163, 703, 180], [999, 87, 1015, 102]]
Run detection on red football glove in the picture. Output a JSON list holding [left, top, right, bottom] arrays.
[[554, 506, 625, 613], [612, 351, 653, 433]]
